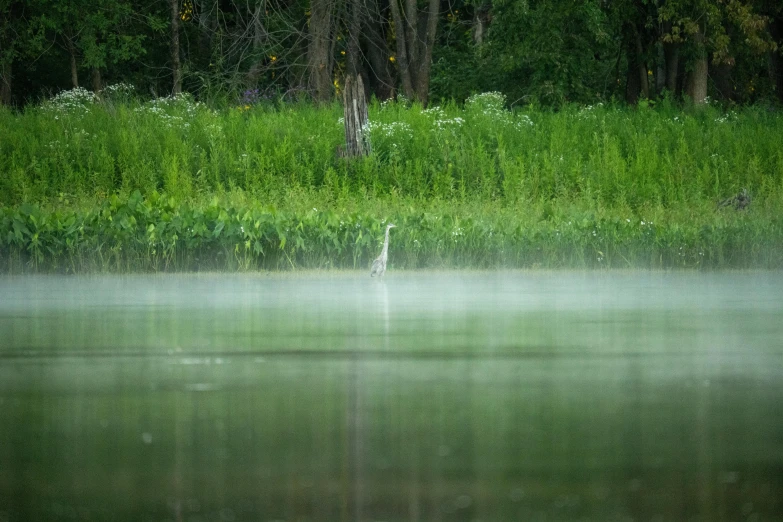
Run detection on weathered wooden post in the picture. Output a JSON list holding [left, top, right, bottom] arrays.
[[341, 74, 371, 157]]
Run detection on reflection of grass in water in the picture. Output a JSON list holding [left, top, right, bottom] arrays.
[[4, 354, 783, 520]]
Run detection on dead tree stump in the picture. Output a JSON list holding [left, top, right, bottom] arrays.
[[342, 74, 371, 158]]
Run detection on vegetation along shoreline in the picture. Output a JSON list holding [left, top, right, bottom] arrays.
[[1, 90, 782, 273]]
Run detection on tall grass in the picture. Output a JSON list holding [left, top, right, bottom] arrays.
[[2, 90, 782, 207], [1, 89, 782, 272]]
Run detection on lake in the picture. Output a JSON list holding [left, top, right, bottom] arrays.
[[1, 272, 782, 521]]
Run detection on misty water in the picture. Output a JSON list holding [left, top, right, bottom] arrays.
[[1, 271, 782, 521]]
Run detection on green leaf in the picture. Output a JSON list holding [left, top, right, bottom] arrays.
[[213, 221, 225, 237]]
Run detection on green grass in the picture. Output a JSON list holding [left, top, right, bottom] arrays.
[[1, 90, 782, 272]]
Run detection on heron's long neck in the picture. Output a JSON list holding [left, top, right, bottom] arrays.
[[381, 228, 391, 257]]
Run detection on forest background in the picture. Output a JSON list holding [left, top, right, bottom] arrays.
[[2, 0, 783, 107]]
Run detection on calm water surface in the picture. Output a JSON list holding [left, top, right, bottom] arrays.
[[1, 271, 782, 521]]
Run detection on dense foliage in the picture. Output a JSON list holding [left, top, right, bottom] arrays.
[[3, 189, 782, 272], [1, 0, 782, 107], [1, 92, 782, 272], [2, 91, 781, 206]]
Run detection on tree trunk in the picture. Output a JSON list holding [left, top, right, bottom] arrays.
[[663, 41, 679, 93], [169, 0, 182, 95], [363, 0, 394, 100], [414, 0, 439, 105], [342, 74, 371, 157], [655, 43, 665, 93], [624, 23, 646, 104], [346, 0, 363, 77], [686, 56, 708, 104], [307, 0, 336, 102], [389, 0, 440, 104], [1, 2, 16, 105], [67, 36, 79, 88], [473, 6, 490, 45], [389, 0, 414, 99], [404, 0, 419, 76], [91, 67, 103, 93], [0, 59, 10, 105], [636, 30, 649, 99], [686, 24, 708, 104]]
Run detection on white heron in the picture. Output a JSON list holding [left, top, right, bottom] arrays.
[[370, 223, 396, 277]]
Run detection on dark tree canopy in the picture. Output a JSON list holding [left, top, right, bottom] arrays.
[[1, 0, 781, 106]]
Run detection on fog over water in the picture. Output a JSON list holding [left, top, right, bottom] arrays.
[[1, 271, 782, 521]]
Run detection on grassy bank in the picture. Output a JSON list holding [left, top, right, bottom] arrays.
[[1, 89, 782, 272], [2, 190, 781, 272]]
